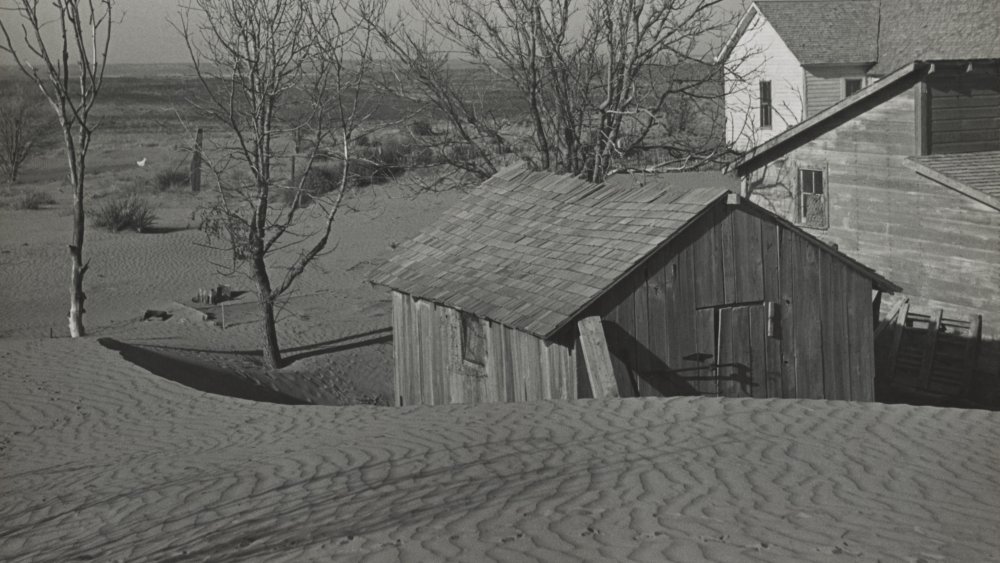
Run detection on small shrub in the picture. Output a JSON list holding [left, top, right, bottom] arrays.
[[13, 189, 55, 210], [377, 138, 410, 171], [282, 157, 397, 207], [445, 143, 479, 163], [409, 120, 434, 137], [93, 195, 157, 232], [155, 169, 189, 191]]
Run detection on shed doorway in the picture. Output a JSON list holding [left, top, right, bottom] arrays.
[[709, 303, 774, 398]]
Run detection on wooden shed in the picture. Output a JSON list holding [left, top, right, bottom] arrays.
[[370, 166, 898, 406]]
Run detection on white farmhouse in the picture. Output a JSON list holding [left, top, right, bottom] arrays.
[[719, 0, 1000, 151]]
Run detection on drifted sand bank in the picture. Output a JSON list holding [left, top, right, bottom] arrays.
[[1, 337, 998, 562]]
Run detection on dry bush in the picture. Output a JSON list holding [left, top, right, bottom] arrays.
[[0, 88, 44, 184], [155, 169, 189, 191], [409, 119, 434, 137], [283, 158, 392, 206], [93, 195, 157, 232], [14, 189, 56, 210]]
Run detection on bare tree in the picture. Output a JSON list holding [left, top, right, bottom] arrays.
[[0, 0, 114, 337], [0, 86, 45, 184], [373, 0, 740, 184], [179, 0, 384, 368]]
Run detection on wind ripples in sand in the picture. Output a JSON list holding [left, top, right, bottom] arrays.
[[1, 338, 998, 562]]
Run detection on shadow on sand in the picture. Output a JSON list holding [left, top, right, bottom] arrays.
[[98, 337, 306, 405]]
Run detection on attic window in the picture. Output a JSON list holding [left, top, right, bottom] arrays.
[[844, 78, 863, 97], [759, 81, 772, 128], [798, 168, 828, 229], [461, 311, 486, 366]]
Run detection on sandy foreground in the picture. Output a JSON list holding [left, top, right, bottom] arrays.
[[1, 336, 998, 562]]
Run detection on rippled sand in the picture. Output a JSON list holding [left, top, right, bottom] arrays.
[[2, 337, 998, 562]]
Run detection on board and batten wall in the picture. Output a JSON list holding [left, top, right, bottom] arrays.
[[391, 291, 579, 406], [747, 78, 1000, 332], [928, 68, 1000, 154], [725, 10, 805, 151], [585, 201, 877, 402]]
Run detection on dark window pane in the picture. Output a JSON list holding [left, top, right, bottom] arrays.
[[845, 78, 863, 97], [759, 81, 772, 128], [812, 170, 824, 195], [461, 311, 486, 366]]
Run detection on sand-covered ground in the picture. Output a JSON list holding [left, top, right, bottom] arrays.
[[2, 336, 999, 562], [0, 131, 461, 405]]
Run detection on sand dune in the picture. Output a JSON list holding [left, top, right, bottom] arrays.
[[2, 337, 998, 562]]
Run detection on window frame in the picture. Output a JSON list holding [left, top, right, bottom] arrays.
[[759, 80, 773, 129], [460, 311, 487, 367], [796, 163, 829, 230], [843, 78, 863, 98]]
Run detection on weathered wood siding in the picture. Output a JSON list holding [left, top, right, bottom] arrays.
[[804, 65, 869, 117], [392, 291, 577, 406], [587, 201, 876, 402], [748, 81, 1000, 331], [725, 11, 805, 150], [929, 69, 1000, 154]]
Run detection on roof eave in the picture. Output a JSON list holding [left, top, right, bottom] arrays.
[[727, 61, 929, 176], [541, 190, 733, 340], [715, 3, 760, 64], [903, 158, 1000, 213]]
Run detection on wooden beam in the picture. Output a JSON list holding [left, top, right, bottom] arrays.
[[884, 301, 909, 383], [914, 81, 930, 155], [577, 316, 619, 399], [874, 297, 908, 340], [961, 314, 982, 396], [871, 290, 882, 328], [919, 309, 943, 387]]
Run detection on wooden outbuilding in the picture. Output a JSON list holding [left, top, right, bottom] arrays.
[[370, 166, 898, 406]]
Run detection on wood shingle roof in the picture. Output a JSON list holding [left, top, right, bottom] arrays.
[[720, 0, 1000, 72], [371, 166, 730, 338], [372, 166, 896, 339], [755, 1, 879, 65], [872, 0, 1000, 75]]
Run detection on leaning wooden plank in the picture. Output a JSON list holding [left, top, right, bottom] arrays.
[[919, 309, 944, 388], [874, 297, 908, 339], [884, 301, 909, 384], [961, 314, 982, 396], [577, 316, 620, 398], [392, 292, 404, 406]]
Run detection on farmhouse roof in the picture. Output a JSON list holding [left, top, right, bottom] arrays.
[[905, 152, 1000, 211], [718, 0, 1000, 71], [727, 61, 928, 175], [371, 165, 895, 339], [755, 1, 879, 65], [872, 0, 1000, 75]]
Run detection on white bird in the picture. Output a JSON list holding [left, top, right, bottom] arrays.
[[136, 158, 147, 167]]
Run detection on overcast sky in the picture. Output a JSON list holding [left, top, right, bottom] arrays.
[[2, 0, 748, 65]]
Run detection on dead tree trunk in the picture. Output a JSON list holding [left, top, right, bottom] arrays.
[[251, 255, 282, 368], [65, 129, 88, 338], [191, 127, 203, 192]]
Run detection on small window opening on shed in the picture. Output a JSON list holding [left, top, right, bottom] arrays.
[[461, 312, 487, 366], [798, 168, 828, 229], [844, 78, 863, 97], [759, 81, 772, 128]]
